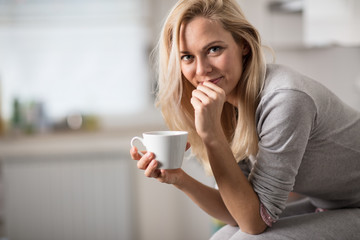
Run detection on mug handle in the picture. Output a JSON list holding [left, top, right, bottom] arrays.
[[130, 136, 145, 156]]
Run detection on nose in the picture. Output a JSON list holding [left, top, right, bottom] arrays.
[[196, 57, 212, 76]]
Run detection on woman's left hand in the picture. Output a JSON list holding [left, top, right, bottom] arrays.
[[190, 81, 226, 143]]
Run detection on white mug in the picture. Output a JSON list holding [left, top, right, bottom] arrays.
[[130, 131, 188, 169]]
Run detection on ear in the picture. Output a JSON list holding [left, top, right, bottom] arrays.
[[241, 43, 250, 56]]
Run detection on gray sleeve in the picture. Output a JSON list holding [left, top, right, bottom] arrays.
[[249, 89, 316, 221]]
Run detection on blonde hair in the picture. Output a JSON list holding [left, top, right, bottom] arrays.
[[154, 0, 266, 174]]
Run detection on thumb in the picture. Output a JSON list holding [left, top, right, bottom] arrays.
[[185, 142, 191, 151]]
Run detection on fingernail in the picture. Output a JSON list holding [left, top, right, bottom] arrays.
[[145, 152, 152, 159]]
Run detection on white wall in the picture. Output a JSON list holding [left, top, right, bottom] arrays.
[[0, 0, 152, 121], [275, 47, 360, 112], [239, 0, 360, 111]]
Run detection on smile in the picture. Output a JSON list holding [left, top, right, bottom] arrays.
[[209, 77, 222, 85]]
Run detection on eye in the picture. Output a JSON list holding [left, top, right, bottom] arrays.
[[181, 55, 194, 62], [208, 46, 222, 54]]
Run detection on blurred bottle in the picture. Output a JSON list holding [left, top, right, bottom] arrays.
[[0, 79, 4, 135], [23, 101, 35, 134], [22, 100, 49, 134], [35, 101, 49, 133], [11, 98, 22, 134]]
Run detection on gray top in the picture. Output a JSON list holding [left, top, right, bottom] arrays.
[[247, 64, 360, 221]]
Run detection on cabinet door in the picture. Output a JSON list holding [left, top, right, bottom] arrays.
[[304, 0, 360, 46], [2, 153, 135, 240]]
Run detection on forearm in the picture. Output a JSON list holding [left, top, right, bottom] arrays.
[[173, 170, 237, 226], [205, 134, 267, 234]]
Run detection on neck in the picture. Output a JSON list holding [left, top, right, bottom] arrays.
[[226, 94, 238, 107]]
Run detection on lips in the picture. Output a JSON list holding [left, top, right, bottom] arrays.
[[198, 77, 223, 86], [209, 77, 222, 85]]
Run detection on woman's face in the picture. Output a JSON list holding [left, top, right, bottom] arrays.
[[179, 16, 248, 104]]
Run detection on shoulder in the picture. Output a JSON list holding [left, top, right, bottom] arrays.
[[260, 64, 348, 114], [256, 88, 317, 135], [262, 64, 315, 95], [259, 64, 318, 114], [256, 65, 318, 134], [259, 64, 334, 113]]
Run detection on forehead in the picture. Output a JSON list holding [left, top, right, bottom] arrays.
[[179, 17, 234, 50]]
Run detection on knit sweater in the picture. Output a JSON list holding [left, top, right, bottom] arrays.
[[246, 64, 360, 224]]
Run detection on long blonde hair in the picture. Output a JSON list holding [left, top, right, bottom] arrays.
[[154, 0, 266, 174]]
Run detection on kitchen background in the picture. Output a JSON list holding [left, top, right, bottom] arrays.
[[0, 0, 359, 240]]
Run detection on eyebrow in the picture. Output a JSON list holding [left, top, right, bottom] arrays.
[[180, 40, 226, 54]]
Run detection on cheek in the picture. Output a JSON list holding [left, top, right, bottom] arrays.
[[216, 53, 235, 70], [222, 54, 243, 78], [181, 65, 196, 86]]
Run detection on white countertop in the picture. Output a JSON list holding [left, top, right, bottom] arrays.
[[0, 124, 167, 159]]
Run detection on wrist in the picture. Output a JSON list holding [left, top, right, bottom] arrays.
[[202, 130, 228, 148], [173, 169, 190, 190]]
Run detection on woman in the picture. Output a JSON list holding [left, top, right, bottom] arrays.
[[130, 0, 360, 239]]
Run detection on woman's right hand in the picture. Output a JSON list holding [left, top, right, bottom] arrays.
[[191, 81, 226, 143], [129, 146, 185, 185]]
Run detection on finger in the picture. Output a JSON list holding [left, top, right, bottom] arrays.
[[144, 160, 160, 178], [186, 142, 191, 151], [192, 89, 211, 105], [137, 152, 155, 170], [190, 96, 203, 111], [196, 84, 218, 99], [199, 83, 225, 102], [130, 146, 142, 160], [156, 169, 168, 183], [202, 80, 224, 92]]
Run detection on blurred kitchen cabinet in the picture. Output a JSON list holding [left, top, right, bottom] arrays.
[[239, 0, 360, 48], [0, 133, 137, 240], [304, 0, 360, 46]]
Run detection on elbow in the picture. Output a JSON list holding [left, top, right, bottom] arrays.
[[242, 226, 267, 235], [235, 220, 268, 235], [228, 222, 238, 227]]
